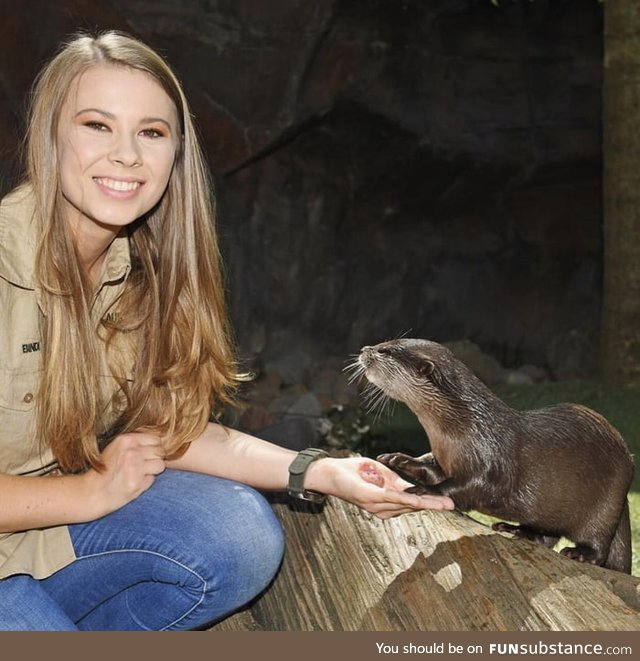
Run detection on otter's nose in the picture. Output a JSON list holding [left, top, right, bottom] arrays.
[[359, 346, 374, 366]]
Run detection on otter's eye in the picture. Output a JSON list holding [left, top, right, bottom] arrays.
[[417, 361, 434, 378]]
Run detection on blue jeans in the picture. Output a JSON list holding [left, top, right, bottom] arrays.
[[0, 469, 284, 630]]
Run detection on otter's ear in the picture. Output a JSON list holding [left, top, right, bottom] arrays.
[[418, 360, 435, 378]]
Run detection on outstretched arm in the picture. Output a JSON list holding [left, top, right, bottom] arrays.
[[166, 422, 455, 519]]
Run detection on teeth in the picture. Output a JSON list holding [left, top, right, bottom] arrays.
[[95, 178, 141, 192]]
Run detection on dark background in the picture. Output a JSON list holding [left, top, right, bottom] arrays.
[[0, 0, 604, 378]]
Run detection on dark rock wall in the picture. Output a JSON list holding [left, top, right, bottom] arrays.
[[0, 0, 603, 372]]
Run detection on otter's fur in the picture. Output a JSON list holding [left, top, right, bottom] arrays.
[[357, 339, 634, 574]]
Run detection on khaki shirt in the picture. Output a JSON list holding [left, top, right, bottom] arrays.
[[0, 185, 132, 579]]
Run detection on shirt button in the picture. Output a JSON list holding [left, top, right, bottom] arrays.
[[23, 392, 34, 404]]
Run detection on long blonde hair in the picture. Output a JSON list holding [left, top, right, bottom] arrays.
[[26, 31, 240, 472]]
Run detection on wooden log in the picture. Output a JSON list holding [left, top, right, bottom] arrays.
[[211, 494, 640, 631]]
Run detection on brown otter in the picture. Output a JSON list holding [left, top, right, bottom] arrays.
[[355, 339, 634, 574]]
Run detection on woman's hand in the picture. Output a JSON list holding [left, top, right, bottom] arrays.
[[304, 456, 455, 519], [83, 431, 166, 517]]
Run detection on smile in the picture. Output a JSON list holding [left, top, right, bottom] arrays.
[[93, 177, 142, 192]]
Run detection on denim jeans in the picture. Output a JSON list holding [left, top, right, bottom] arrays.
[[0, 469, 285, 630]]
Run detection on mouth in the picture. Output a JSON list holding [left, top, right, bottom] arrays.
[[93, 177, 143, 193]]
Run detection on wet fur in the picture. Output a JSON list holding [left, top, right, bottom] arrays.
[[355, 339, 634, 574]]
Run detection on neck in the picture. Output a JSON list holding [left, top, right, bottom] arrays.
[[65, 213, 119, 290]]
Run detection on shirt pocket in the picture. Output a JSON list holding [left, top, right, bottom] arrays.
[[0, 368, 41, 472]]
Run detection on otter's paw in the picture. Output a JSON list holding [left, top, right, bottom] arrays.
[[561, 545, 598, 565], [493, 523, 559, 548], [377, 453, 424, 482], [404, 484, 440, 496], [377, 452, 446, 487], [492, 521, 520, 535], [377, 452, 415, 470]]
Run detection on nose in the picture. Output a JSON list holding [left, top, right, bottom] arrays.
[[108, 133, 142, 168], [362, 344, 393, 356]]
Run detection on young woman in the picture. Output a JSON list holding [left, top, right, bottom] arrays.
[[0, 31, 454, 631]]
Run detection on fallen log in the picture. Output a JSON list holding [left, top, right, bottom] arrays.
[[211, 494, 640, 631]]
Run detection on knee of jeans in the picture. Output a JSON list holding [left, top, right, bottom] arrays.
[[198, 483, 284, 606], [225, 485, 284, 592]]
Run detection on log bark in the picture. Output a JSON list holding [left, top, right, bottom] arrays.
[[211, 495, 640, 631]]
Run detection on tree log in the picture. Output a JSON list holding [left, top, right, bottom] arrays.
[[211, 495, 640, 631]]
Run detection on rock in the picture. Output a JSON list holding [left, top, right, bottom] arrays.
[[443, 339, 507, 385], [505, 370, 534, 386], [264, 350, 313, 387], [516, 364, 550, 383], [268, 392, 323, 420], [252, 417, 321, 451], [546, 329, 599, 380], [243, 371, 283, 407], [238, 405, 278, 433], [306, 361, 360, 408]]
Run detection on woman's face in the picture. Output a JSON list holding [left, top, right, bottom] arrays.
[[56, 65, 181, 236]]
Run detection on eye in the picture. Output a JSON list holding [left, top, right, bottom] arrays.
[[83, 121, 110, 132], [139, 127, 165, 139]]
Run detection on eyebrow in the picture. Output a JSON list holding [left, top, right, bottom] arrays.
[[74, 108, 174, 130]]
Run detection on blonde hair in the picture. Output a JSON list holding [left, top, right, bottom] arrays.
[[26, 31, 240, 472]]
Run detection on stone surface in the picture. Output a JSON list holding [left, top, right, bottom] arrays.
[[444, 338, 507, 386], [252, 416, 321, 451], [0, 0, 604, 375], [546, 328, 600, 380]]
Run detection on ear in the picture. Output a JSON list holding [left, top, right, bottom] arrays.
[[417, 360, 435, 378]]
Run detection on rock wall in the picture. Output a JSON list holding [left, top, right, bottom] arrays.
[[0, 0, 604, 375]]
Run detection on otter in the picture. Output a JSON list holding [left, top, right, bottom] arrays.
[[356, 339, 634, 574]]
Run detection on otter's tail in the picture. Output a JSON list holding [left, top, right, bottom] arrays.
[[605, 500, 632, 574]]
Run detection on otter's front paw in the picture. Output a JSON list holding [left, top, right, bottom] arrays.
[[492, 522, 559, 548], [377, 452, 420, 479], [561, 545, 598, 565], [377, 452, 446, 487], [492, 521, 521, 535]]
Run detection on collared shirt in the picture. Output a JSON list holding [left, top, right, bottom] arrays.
[[0, 184, 132, 578]]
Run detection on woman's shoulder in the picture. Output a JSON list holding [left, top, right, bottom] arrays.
[[0, 182, 35, 217], [0, 183, 37, 291]]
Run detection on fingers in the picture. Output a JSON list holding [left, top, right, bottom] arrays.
[[144, 455, 167, 476], [351, 481, 455, 518], [106, 431, 165, 458], [375, 489, 454, 513], [102, 431, 166, 486]]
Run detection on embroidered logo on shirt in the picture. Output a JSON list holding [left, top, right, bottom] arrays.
[[22, 341, 41, 353]]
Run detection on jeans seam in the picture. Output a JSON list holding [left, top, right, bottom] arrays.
[[74, 549, 207, 631]]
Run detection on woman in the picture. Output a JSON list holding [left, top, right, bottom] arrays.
[[0, 31, 454, 631]]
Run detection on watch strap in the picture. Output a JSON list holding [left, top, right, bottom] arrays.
[[287, 448, 329, 503]]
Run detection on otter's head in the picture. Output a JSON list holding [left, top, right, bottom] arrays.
[[356, 338, 477, 421]]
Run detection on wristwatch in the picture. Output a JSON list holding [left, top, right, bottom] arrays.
[[287, 448, 329, 503]]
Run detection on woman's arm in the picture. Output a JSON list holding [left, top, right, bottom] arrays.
[[0, 431, 166, 533], [166, 422, 454, 519], [0, 471, 103, 532]]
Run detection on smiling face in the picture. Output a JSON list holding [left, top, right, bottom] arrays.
[[56, 65, 181, 243]]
